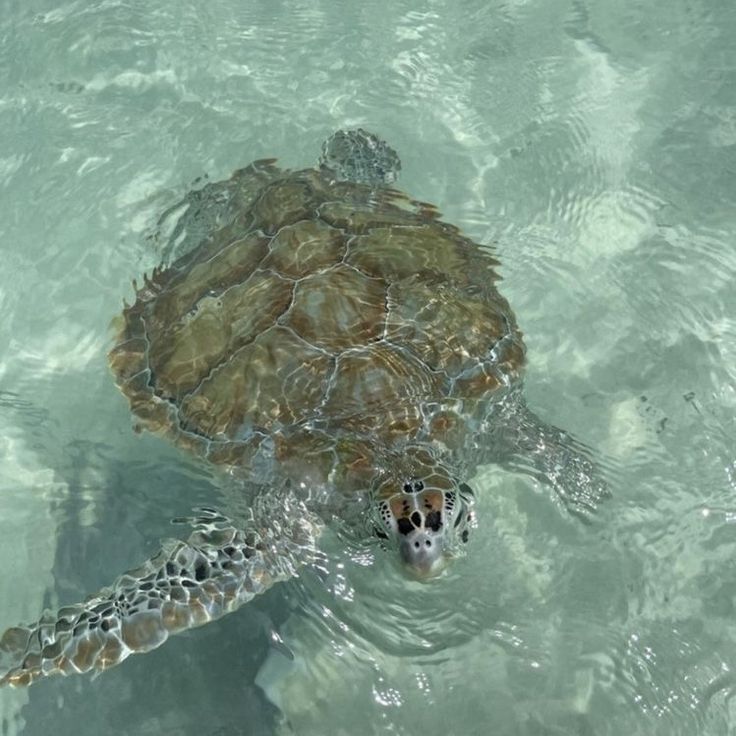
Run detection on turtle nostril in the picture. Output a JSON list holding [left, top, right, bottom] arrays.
[[425, 539, 431, 547], [414, 541, 420, 549]]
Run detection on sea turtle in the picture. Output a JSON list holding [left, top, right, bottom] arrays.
[[0, 129, 607, 687]]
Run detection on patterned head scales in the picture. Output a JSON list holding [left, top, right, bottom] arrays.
[[374, 456, 475, 577]]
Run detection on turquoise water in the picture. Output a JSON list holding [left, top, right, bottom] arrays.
[[1, 0, 735, 734]]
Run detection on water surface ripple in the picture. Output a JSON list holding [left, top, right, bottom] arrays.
[[1, 0, 735, 735]]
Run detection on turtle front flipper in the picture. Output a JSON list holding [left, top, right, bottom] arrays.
[[0, 501, 320, 687], [491, 399, 611, 517]]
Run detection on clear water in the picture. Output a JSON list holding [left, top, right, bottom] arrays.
[[1, 0, 735, 734]]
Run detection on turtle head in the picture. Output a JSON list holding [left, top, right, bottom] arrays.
[[374, 471, 475, 578], [319, 128, 401, 186]]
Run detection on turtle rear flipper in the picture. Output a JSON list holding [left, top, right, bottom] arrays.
[[491, 399, 611, 518], [319, 128, 401, 186], [0, 499, 320, 687], [150, 158, 283, 264]]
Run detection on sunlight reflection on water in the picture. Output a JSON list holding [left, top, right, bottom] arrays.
[[1, 0, 736, 734]]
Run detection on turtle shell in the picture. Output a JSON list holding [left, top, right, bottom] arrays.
[[109, 162, 525, 488]]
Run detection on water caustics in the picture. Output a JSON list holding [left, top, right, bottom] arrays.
[[1, 0, 736, 735]]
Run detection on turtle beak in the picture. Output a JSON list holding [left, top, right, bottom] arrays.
[[398, 527, 447, 578]]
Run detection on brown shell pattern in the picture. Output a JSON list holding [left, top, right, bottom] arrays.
[[109, 163, 525, 487]]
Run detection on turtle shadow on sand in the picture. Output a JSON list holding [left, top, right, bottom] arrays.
[[0, 129, 609, 689]]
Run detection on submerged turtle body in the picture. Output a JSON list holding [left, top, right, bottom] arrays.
[[110, 157, 524, 499], [0, 130, 607, 688]]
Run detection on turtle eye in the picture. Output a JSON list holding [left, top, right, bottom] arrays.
[[425, 510, 442, 532], [396, 517, 414, 536]]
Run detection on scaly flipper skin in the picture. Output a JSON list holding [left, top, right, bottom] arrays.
[[489, 396, 611, 517], [0, 499, 321, 687]]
